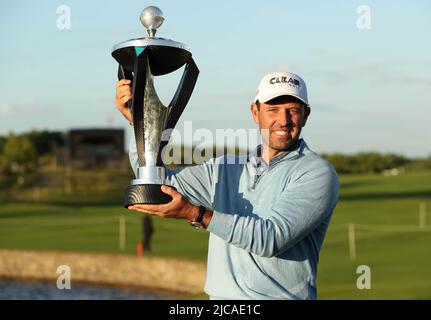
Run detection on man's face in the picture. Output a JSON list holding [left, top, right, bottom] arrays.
[[251, 96, 310, 154]]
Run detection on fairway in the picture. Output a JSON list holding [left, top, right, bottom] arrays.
[[0, 204, 209, 261], [1, 170, 430, 299], [318, 170, 431, 299]]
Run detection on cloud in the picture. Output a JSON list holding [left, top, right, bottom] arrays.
[[0, 98, 43, 116], [381, 72, 431, 86], [305, 48, 431, 86], [310, 62, 431, 87], [16, 97, 37, 113], [0, 104, 11, 115]]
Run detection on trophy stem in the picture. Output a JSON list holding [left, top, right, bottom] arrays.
[[131, 49, 148, 167]]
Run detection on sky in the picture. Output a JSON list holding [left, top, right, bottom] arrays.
[[0, 0, 430, 157]]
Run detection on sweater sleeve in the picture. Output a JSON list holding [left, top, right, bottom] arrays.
[[207, 162, 339, 258]]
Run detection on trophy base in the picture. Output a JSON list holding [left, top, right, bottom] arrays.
[[124, 184, 175, 208]]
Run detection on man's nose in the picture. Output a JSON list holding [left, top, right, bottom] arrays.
[[277, 109, 292, 126]]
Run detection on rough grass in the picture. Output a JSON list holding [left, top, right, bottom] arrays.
[[1, 169, 430, 299]]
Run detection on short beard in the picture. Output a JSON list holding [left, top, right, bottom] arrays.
[[269, 137, 297, 151], [259, 127, 298, 152]]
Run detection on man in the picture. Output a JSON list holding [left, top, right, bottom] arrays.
[[115, 71, 339, 299]]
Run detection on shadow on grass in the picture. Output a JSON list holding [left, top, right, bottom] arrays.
[[1, 195, 124, 206], [340, 190, 431, 201], [339, 179, 382, 189], [0, 197, 127, 218]]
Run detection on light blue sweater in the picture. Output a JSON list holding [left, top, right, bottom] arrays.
[[129, 138, 339, 299]]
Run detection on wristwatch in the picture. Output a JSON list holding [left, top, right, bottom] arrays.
[[190, 205, 207, 229]]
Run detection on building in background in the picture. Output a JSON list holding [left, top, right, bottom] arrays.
[[67, 128, 126, 168]]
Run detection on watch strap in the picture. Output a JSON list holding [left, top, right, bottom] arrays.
[[190, 205, 206, 228]]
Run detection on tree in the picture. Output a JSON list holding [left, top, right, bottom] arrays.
[[0, 133, 37, 174], [0, 136, 6, 153], [26, 130, 64, 156], [322, 152, 411, 174], [425, 155, 431, 169]]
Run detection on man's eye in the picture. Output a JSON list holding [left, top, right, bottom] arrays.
[[290, 109, 300, 114]]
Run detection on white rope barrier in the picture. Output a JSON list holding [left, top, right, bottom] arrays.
[[119, 216, 126, 251], [0, 215, 193, 231], [327, 206, 429, 261], [330, 223, 431, 233], [348, 223, 356, 261], [354, 224, 431, 232], [1, 203, 428, 258], [330, 222, 431, 233]]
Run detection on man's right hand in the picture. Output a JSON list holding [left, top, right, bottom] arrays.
[[115, 79, 133, 124]]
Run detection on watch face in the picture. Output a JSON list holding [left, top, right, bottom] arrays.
[[190, 221, 202, 229]]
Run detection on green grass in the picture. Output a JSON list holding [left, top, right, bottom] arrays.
[[1, 169, 431, 299], [0, 203, 209, 261], [318, 170, 431, 299]]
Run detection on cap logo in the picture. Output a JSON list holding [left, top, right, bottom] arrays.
[[269, 76, 300, 88]]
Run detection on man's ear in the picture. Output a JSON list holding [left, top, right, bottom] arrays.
[[302, 106, 311, 127], [251, 103, 259, 124]]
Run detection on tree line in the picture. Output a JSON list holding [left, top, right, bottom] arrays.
[[321, 152, 431, 174], [0, 130, 430, 174], [0, 130, 65, 174]]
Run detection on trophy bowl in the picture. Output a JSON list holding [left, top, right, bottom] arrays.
[[112, 6, 199, 207]]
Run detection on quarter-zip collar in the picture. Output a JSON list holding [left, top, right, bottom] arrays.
[[248, 139, 306, 190], [248, 138, 305, 168]]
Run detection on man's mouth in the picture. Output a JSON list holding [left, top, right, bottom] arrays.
[[271, 127, 292, 137]]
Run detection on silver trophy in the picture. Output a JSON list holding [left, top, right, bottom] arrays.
[[112, 6, 199, 207]]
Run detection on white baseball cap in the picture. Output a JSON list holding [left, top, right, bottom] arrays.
[[254, 71, 309, 106]]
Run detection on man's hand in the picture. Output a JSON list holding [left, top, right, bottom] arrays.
[[115, 79, 133, 124], [128, 185, 198, 221]]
